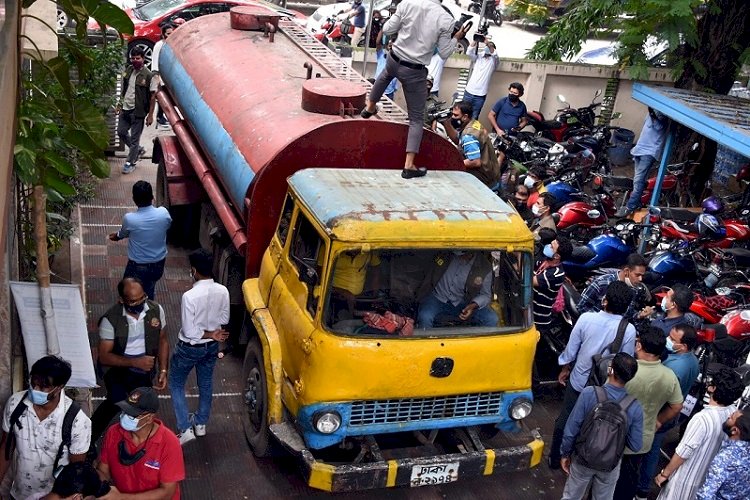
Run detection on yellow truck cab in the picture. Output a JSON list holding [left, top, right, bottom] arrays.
[[242, 168, 543, 491]]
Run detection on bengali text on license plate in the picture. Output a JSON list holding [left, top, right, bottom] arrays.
[[410, 462, 459, 487]]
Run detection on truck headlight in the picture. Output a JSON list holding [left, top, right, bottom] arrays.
[[314, 412, 341, 434], [509, 398, 533, 420]]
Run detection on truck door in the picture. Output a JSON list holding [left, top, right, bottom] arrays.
[[269, 207, 327, 398]]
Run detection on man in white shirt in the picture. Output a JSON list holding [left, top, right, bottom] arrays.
[[169, 249, 230, 445], [0, 356, 91, 500], [361, 0, 468, 178], [462, 40, 499, 119], [150, 22, 175, 127]]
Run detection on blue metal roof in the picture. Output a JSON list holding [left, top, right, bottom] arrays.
[[288, 169, 516, 228], [632, 83, 750, 157]]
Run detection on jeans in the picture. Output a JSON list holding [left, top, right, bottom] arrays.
[[549, 382, 582, 465], [562, 458, 622, 500], [91, 367, 153, 443], [124, 258, 166, 300], [370, 52, 428, 154], [613, 453, 645, 500], [117, 109, 145, 165], [417, 293, 498, 329], [636, 428, 667, 497], [169, 341, 219, 432], [625, 155, 657, 211], [462, 91, 487, 120]]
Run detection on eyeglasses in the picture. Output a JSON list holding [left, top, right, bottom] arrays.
[[118, 440, 147, 466]]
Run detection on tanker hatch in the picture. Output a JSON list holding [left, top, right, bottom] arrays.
[[301, 79, 366, 116], [230, 5, 282, 33]]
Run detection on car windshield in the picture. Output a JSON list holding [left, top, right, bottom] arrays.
[[324, 248, 532, 338], [135, 0, 188, 21]]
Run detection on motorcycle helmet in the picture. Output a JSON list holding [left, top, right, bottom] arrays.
[[737, 163, 750, 183], [695, 213, 726, 239], [701, 196, 725, 215], [546, 143, 566, 166]]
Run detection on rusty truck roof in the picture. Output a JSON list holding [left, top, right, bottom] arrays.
[[289, 169, 531, 243]]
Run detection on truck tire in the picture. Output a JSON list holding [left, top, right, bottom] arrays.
[[242, 337, 274, 457]]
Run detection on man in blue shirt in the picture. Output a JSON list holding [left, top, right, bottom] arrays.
[[548, 280, 637, 469], [374, 35, 399, 100], [488, 82, 527, 168], [636, 323, 700, 498], [339, 0, 366, 47], [560, 352, 644, 500], [109, 181, 172, 299], [696, 410, 750, 500], [615, 108, 668, 218], [650, 284, 702, 335]]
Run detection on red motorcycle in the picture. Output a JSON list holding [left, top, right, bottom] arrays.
[[648, 207, 750, 249], [526, 90, 602, 143], [655, 284, 750, 325]]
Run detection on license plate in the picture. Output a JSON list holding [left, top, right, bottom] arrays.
[[567, 117, 579, 124], [410, 462, 459, 487], [681, 394, 698, 417]]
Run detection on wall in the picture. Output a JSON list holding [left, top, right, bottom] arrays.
[[353, 53, 674, 139]]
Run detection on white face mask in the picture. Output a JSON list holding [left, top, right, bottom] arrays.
[[531, 204, 542, 216], [524, 177, 535, 189], [624, 276, 633, 287]]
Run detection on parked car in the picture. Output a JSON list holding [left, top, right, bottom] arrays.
[[89, 0, 305, 66]]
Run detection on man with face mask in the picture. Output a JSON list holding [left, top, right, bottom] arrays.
[[636, 323, 700, 499], [169, 249, 230, 445], [696, 410, 750, 500], [98, 388, 184, 499], [442, 101, 500, 188], [652, 367, 743, 500], [530, 192, 557, 241], [650, 284, 702, 335], [508, 184, 533, 224], [577, 253, 652, 323], [116, 47, 154, 174], [90, 278, 169, 445], [339, 0, 366, 47], [462, 40, 499, 120], [533, 236, 573, 332], [0, 356, 91, 500], [489, 82, 528, 167]]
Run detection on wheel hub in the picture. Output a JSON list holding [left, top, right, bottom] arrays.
[[244, 366, 263, 430]]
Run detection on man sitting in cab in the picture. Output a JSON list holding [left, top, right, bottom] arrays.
[[417, 251, 497, 329], [329, 249, 380, 321]]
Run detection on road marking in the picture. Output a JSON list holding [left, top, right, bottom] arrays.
[[92, 392, 243, 401]]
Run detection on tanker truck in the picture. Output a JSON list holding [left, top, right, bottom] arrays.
[[154, 5, 542, 492]]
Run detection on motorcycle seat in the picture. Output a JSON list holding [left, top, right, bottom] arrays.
[[543, 120, 563, 129], [562, 282, 581, 317], [658, 207, 699, 223], [569, 245, 596, 263], [664, 219, 698, 234], [603, 176, 633, 190]]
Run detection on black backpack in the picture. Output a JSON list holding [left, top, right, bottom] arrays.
[[4, 394, 82, 472], [574, 386, 635, 472], [587, 317, 629, 386]]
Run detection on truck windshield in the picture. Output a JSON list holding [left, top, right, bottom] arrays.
[[324, 249, 532, 337]]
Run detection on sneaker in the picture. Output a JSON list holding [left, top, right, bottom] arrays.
[[177, 427, 196, 446], [121, 162, 136, 175], [194, 424, 206, 437], [138, 146, 146, 158]]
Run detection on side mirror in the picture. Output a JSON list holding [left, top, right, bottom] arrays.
[[594, 89, 602, 98]]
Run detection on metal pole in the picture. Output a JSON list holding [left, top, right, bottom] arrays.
[[362, 0, 376, 78], [479, 0, 488, 27], [638, 129, 675, 253]]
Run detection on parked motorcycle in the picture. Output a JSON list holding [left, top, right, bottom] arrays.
[[468, 0, 503, 26], [525, 89, 603, 142], [562, 221, 641, 285]]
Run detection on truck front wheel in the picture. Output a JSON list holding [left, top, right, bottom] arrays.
[[242, 338, 273, 456]]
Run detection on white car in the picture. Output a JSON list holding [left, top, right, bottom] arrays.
[[306, 0, 392, 33]]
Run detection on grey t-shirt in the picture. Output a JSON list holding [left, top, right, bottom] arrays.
[[122, 72, 137, 111]]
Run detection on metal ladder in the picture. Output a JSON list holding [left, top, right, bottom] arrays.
[[279, 19, 409, 123], [454, 68, 470, 103], [598, 77, 620, 126]]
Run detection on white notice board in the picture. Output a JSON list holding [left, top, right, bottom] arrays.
[[10, 282, 97, 388]]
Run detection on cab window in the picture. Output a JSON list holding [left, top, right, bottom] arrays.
[[276, 195, 294, 247]]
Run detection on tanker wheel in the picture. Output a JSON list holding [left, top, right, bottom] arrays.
[[242, 338, 274, 457]]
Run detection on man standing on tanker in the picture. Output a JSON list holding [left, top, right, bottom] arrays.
[[360, 0, 468, 179]]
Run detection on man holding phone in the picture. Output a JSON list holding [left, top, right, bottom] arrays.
[[169, 249, 230, 445]]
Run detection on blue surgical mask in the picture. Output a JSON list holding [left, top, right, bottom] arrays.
[[665, 337, 676, 353], [28, 388, 53, 406], [543, 244, 555, 259], [120, 413, 143, 432], [484, 46, 491, 56]]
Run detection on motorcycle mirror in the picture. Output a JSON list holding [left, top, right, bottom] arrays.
[[586, 209, 601, 219], [557, 94, 567, 104], [594, 89, 602, 98]]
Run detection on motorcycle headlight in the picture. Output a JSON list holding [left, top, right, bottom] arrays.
[[509, 398, 533, 420], [314, 412, 341, 434]]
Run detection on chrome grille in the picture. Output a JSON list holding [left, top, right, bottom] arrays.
[[349, 392, 504, 426]]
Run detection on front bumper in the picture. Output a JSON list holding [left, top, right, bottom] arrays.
[[271, 424, 543, 492]]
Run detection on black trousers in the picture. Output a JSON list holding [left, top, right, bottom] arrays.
[[613, 453, 645, 500], [90, 367, 153, 443], [549, 381, 581, 465]]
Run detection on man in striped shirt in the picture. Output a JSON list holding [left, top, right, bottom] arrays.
[[533, 236, 573, 330], [444, 101, 501, 188], [697, 410, 750, 500], [653, 367, 744, 500]]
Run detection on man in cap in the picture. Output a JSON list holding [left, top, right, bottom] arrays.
[[98, 388, 184, 500]]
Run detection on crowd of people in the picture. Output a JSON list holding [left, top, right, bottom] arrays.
[[0, 180, 230, 498]]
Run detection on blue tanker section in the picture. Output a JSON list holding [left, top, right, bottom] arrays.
[[159, 43, 254, 212]]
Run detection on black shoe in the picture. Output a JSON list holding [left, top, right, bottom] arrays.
[[547, 456, 561, 470], [614, 207, 634, 218], [401, 167, 427, 179], [360, 106, 379, 119]]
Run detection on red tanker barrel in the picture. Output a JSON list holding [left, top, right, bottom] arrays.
[[159, 9, 463, 276]]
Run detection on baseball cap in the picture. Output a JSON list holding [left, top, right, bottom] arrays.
[[116, 387, 159, 416]]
